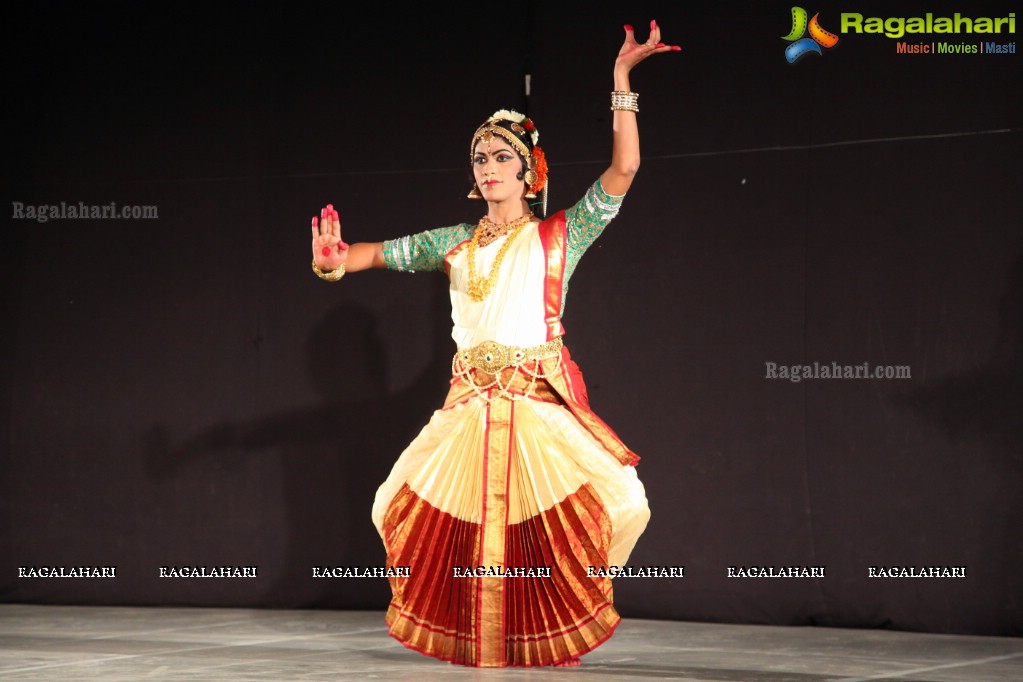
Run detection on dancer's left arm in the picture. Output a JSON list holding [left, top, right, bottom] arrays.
[[600, 20, 681, 196]]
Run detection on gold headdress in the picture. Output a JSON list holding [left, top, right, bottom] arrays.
[[468, 109, 549, 217]]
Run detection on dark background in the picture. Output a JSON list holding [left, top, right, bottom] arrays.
[[2, 1, 1020, 636]]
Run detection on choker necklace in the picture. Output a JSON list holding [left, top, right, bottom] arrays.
[[466, 213, 534, 302], [475, 214, 532, 248]]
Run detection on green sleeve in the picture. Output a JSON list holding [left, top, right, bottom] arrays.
[[382, 224, 473, 272], [562, 179, 626, 281]]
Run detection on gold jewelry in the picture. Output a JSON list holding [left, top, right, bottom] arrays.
[[468, 112, 548, 218], [474, 213, 532, 248], [452, 337, 564, 403], [311, 259, 346, 281], [466, 213, 532, 301], [524, 163, 538, 198], [610, 90, 639, 112], [469, 170, 496, 200], [458, 337, 563, 374], [470, 122, 531, 162]]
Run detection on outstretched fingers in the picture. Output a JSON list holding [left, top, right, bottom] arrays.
[[325, 205, 348, 252], [623, 23, 637, 46], [311, 205, 347, 261], [635, 19, 681, 52], [329, 210, 340, 245], [648, 19, 661, 46], [646, 20, 680, 51], [619, 19, 681, 64]]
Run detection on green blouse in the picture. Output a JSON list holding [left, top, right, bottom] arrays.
[[383, 179, 625, 289]]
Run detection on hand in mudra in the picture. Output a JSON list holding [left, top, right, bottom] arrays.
[[311, 204, 349, 271], [616, 19, 681, 71]]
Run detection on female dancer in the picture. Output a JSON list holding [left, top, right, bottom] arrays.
[[309, 21, 679, 667]]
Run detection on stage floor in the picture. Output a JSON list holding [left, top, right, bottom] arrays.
[[0, 605, 1020, 681]]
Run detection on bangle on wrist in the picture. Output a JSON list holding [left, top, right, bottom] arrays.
[[610, 90, 639, 112], [311, 259, 346, 281]]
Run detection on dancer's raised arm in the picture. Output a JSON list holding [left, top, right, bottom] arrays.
[[600, 20, 680, 196]]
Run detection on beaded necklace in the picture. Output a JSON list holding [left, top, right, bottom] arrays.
[[466, 213, 533, 302]]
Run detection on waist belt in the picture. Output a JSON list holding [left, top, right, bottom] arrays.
[[455, 337, 563, 374], [452, 337, 564, 402]]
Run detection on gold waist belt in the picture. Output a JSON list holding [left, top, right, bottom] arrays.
[[455, 337, 563, 374], [452, 337, 564, 403]]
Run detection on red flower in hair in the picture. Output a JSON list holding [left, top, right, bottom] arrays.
[[530, 146, 548, 193], [523, 119, 535, 131]]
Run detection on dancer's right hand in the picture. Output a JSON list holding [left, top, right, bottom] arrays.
[[311, 204, 349, 271]]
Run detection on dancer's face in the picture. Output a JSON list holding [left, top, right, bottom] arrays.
[[472, 136, 526, 203]]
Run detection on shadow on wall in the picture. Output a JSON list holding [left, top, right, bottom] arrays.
[[143, 282, 452, 608]]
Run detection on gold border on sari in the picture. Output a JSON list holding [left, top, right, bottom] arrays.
[[476, 396, 514, 666], [538, 211, 568, 340]]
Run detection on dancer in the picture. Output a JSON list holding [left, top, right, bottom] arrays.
[[309, 21, 679, 667]]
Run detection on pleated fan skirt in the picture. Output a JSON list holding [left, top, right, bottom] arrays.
[[372, 364, 649, 667]]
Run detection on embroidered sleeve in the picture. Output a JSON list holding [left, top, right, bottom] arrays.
[[382, 224, 473, 272], [563, 179, 625, 280]]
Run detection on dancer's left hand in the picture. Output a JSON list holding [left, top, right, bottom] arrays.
[[615, 20, 681, 72]]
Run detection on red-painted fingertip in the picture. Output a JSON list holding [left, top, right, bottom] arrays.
[[321, 246, 331, 257], [312, 216, 319, 227], [672, 45, 682, 51], [326, 203, 334, 210], [651, 19, 658, 29], [320, 208, 326, 220], [624, 24, 633, 31], [338, 240, 349, 250], [331, 209, 339, 220], [656, 42, 665, 48]]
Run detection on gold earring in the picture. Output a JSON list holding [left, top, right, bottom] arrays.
[[468, 184, 483, 199]]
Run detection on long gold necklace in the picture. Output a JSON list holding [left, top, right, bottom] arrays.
[[466, 213, 533, 302]]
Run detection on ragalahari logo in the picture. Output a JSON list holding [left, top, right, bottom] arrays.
[[783, 7, 839, 62]]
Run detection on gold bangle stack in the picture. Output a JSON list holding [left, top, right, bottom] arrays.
[[311, 259, 346, 281], [610, 90, 639, 112]]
